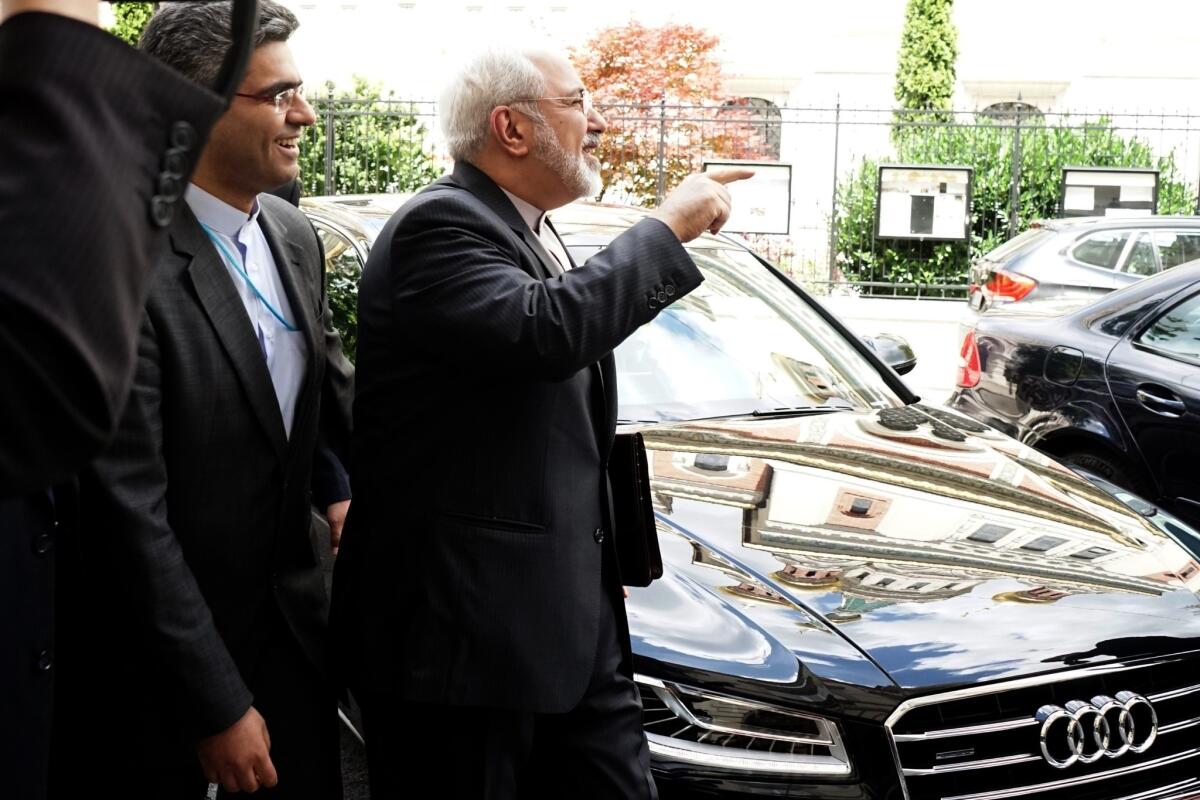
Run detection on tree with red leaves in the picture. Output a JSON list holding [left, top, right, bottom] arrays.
[[571, 21, 774, 206]]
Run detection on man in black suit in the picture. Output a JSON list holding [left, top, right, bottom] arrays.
[[1, 3, 225, 797], [48, 3, 353, 798], [332, 48, 749, 797]]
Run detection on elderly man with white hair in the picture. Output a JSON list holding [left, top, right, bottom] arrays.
[[332, 47, 750, 798]]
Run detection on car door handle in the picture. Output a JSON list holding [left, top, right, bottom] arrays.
[[1136, 386, 1187, 417]]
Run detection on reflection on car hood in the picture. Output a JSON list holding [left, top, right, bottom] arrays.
[[626, 405, 1200, 693]]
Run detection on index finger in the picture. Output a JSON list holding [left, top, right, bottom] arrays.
[[706, 168, 756, 185]]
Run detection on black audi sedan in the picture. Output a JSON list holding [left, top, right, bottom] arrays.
[[306, 195, 1200, 800], [949, 261, 1200, 532]]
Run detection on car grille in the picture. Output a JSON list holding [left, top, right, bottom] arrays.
[[886, 653, 1200, 800]]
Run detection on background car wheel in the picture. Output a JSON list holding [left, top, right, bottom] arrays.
[[1061, 449, 1152, 497]]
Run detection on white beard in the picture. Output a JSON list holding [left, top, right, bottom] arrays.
[[532, 123, 602, 200]]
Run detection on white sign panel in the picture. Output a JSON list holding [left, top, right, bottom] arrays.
[[1061, 168, 1158, 217], [875, 165, 972, 241], [702, 160, 792, 235]]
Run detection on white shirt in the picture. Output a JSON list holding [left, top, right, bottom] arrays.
[[501, 188, 572, 274], [185, 184, 307, 437]]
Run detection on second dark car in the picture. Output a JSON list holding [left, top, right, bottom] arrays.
[[950, 260, 1200, 528]]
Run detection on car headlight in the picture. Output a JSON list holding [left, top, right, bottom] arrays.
[[635, 674, 852, 777]]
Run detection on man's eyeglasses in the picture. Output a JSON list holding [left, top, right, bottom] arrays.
[[235, 83, 306, 114], [514, 89, 593, 117]]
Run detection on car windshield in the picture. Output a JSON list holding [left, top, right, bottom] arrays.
[[563, 232, 905, 421]]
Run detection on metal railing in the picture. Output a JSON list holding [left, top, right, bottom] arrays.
[[299, 94, 1200, 296]]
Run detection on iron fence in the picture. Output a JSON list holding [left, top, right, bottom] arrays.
[[300, 95, 1200, 296]]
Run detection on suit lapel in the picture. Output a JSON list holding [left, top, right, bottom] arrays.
[[449, 162, 559, 280], [177, 206, 289, 464], [450, 162, 614, 447], [258, 206, 319, 450], [543, 215, 612, 449]]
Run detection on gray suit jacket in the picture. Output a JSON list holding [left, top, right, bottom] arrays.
[[60, 195, 354, 741], [332, 162, 702, 713]]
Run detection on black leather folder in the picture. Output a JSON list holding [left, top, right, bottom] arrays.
[[608, 431, 663, 587]]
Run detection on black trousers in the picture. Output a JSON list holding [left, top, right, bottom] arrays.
[[49, 608, 342, 800], [359, 594, 656, 799]]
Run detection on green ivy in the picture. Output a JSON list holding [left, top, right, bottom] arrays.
[[299, 78, 442, 362], [300, 77, 442, 197], [836, 118, 1196, 295], [108, 2, 154, 47]]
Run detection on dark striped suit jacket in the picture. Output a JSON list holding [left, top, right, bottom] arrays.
[[53, 196, 354, 759], [0, 14, 223, 798], [332, 161, 702, 713]]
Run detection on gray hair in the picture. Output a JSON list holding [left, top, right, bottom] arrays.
[[440, 49, 547, 162], [140, 0, 299, 89]]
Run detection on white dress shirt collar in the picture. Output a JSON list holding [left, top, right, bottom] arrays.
[[185, 183, 261, 238], [500, 188, 546, 234], [500, 188, 572, 273], [184, 183, 308, 438]]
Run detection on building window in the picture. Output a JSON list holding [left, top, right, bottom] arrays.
[[968, 523, 1012, 544], [1021, 535, 1068, 553], [719, 97, 782, 161], [977, 101, 1044, 125], [1071, 546, 1112, 560]]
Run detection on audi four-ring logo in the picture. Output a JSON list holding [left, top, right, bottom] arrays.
[[1035, 691, 1158, 769]]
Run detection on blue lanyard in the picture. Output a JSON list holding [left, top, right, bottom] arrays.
[[199, 222, 298, 332]]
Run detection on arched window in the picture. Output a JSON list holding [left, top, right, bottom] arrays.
[[977, 101, 1044, 125], [719, 97, 782, 160]]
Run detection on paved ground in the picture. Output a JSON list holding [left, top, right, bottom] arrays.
[[819, 293, 973, 407]]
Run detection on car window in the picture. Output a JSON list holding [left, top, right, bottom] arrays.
[[982, 227, 1055, 263], [1071, 230, 1129, 270], [314, 223, 364, 358], [1137, 291, 1200, 361], [1153, 231, 1200, 270], [1121, 233, 1159, 276], [562, 239, 905, 421]]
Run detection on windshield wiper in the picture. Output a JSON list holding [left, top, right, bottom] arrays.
[[751, 405, 850, 418]]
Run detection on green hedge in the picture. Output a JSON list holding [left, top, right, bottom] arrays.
[[835, 118, 1196, 294]]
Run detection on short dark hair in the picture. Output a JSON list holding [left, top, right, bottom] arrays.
[[140, 0, 300, 90]]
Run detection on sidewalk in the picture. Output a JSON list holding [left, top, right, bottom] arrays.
[[817, 294, 973, 406]]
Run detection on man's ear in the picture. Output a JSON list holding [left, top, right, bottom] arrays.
[[489, 106, 532, 158]]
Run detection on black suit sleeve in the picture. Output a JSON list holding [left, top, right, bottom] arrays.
[[0, 13, 223, 496], [85, 312, 253, 738], [387, 194, 702, 380], [313, 219, 354, 506]]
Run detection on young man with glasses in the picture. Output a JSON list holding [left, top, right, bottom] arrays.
[[49, 3, 353, 798]]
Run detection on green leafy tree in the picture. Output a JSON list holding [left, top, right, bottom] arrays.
[[299, 77, 442, 196], [834, 119, 1195, 295], [299, 78, 442, 361], [894, 0, 958, 124], [108, 2, 154, 47]]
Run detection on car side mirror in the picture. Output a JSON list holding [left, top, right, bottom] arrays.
[[863, 333, 917, 375]]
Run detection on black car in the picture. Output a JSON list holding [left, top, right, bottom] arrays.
[[307, 196, 1200, 800], [967, 216, 1200, 313], [950, 260, 1200, 529]]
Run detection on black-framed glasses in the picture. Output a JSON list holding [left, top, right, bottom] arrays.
[[513, 89, 592, 116], [235, 83, 306, 114]]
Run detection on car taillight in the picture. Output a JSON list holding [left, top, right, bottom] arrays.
[[957, 329, 981, 388], [984, 269, 1037, 303]]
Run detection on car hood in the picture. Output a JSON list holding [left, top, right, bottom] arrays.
[[625, 405, 1200, 693]]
